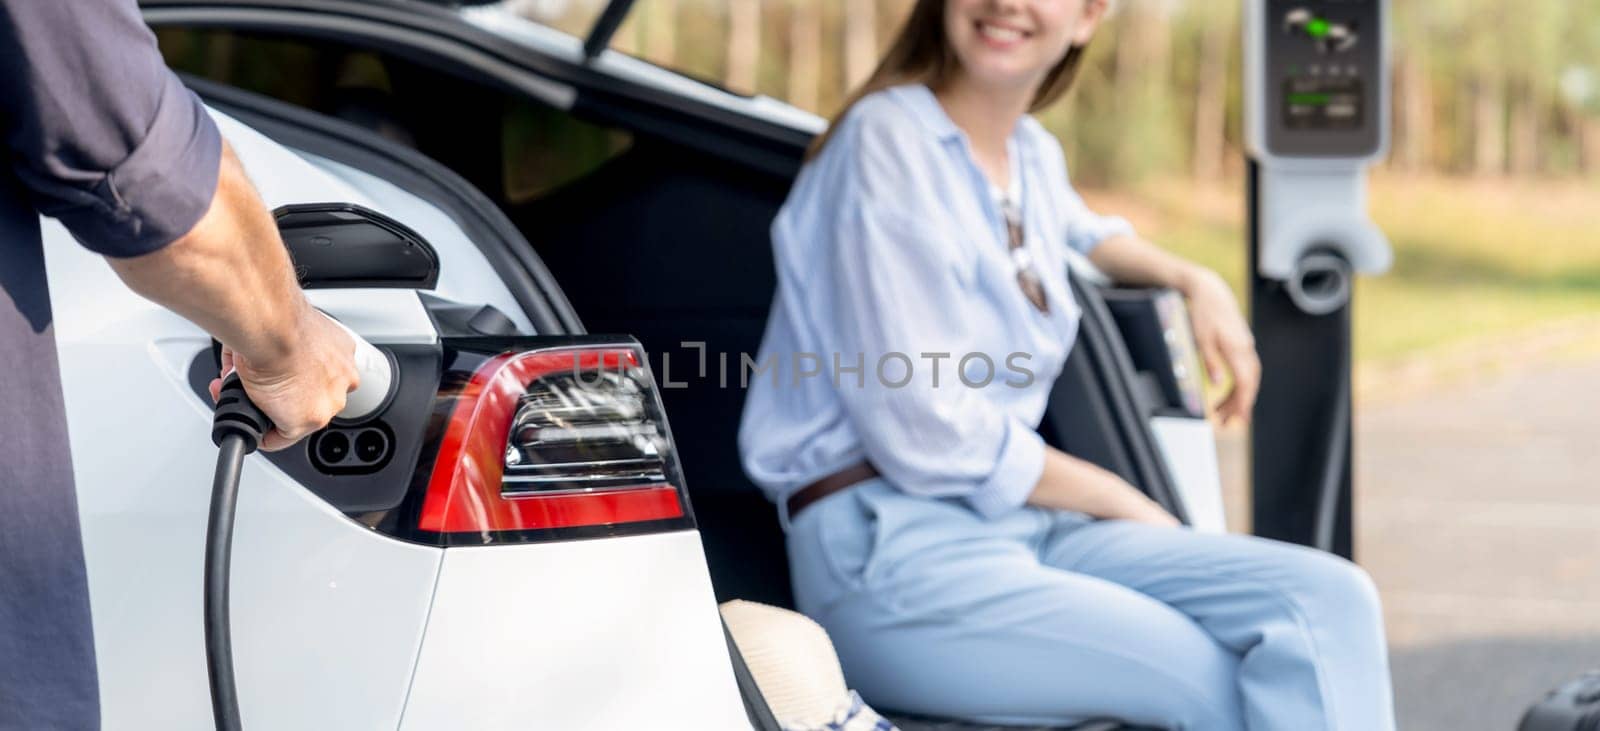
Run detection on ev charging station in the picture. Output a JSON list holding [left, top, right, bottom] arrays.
[[1244, 0, 1392, 558]]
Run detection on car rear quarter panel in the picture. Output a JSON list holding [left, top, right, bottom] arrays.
[[44, 112, 447, 729], [399, 530, 749, 730]]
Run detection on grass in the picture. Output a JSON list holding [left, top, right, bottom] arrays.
[[1080, 174, 1600, 367]]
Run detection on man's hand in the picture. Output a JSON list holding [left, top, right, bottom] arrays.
[[207, 310, 359, 452], [1179, 268, 1260, 426], [108, 141, 359, 449]]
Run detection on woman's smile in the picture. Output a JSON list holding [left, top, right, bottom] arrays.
[[974, 18, 1033, 50], [945, 0, 1086, 91]]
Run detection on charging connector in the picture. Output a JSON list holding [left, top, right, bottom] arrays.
[[203, 327, 395, 731]]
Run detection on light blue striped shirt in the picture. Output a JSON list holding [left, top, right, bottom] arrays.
[[737, 84, 1136, 523]]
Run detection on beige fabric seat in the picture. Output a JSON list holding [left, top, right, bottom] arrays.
[[719, 600, 1148, 731], [721, 600, 856, 728]]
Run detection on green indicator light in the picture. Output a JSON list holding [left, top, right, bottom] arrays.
[[1288, 93, 1331, 106], [1307, 18, 1331, 38]]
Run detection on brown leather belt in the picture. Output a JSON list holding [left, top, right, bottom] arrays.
[[786, 462, 880, 520]]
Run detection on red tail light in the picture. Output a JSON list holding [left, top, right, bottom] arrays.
[[417, 343, 690, 539]]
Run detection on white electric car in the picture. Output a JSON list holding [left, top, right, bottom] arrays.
[[44, 1, 1226, 728]]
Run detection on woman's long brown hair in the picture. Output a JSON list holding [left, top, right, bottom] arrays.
[[806, 0, 1092, 160]]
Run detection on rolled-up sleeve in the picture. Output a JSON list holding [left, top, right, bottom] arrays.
[[0, 0, 221, 257], [1063, 189, 1135, 256], [1026, 121, 1135, 256], [821, 111, 1044, 518]]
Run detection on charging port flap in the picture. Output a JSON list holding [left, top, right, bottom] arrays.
[[275, 203, 440, 290]]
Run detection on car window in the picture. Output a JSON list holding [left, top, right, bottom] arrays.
[[498, 0, 607, 38], [502, 101, 632, 204], [496, 0, 913, 114], [156, 28, 633, 206], [601, 0, 915, 113], [473, 0, 923, 116], [596, 0, 752, 95]]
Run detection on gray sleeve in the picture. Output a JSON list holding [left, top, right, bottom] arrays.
[[0, 0, 221, 257]]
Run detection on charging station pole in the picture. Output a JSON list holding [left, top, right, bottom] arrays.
[[1243, 1, 1392, 558]]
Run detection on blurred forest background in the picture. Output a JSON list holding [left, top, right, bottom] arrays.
[[517, 0, 1600, 372]]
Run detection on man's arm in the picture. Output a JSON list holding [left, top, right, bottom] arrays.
[[108, 144, 358, 451], [1, 1, 356, 449]]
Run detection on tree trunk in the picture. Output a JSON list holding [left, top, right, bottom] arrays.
[[1508, 82, 1540, 176], [845, 0, 878, 89], [1395, 51, 1435, 173], [1146, 4, 1173, 91], [1111, 0, 1172, 180], [1112, 5, 1142, 117], [787, 0, 821, 112], [1473, 74, 1506, 176], [642, 0, 677, 66], [725, 0, 761, 93], [1582, 117, 1600, 176], [1191, 11, 1229, 181], [1115, 1, 1172, 92]]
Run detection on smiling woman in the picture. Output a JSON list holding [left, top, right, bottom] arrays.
[[738, 1, 1395, 729], [806, 0, 1092, 160]]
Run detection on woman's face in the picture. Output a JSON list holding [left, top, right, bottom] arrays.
[[943, 0, 1105, 92]]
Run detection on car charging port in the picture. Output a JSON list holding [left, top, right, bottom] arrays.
[[310, 424, 394, 474]]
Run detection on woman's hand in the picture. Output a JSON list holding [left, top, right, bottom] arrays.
[[1103, 490, 1183, 528], [1083, 236, 1261, 426], [1028, 448, 1182, 528], [1179, 267, 1260, 427]]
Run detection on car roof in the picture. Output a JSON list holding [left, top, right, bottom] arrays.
[[459, 5, 825, 134], [327, 0, 826, 136]]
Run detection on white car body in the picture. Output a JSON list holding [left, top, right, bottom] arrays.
[[41, 3, 1232, 727], [45, 110, 747, 730]]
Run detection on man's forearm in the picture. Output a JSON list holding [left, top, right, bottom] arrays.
[[107, 142, 310, 365]]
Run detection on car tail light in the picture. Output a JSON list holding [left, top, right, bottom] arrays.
[[410, 339, 693, 544]]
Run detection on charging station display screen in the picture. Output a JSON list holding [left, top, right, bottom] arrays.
[[1264, 1, 1383, 157]]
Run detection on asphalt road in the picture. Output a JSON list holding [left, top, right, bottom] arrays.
[[1216, 354, 1600, 731]]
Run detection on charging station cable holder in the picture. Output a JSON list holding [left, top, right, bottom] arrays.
[[1255, 166, 1390, 316], [1245, 0, 1392, 317]]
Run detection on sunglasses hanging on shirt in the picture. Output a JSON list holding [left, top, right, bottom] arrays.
[[1000, 197, 1050, 315]]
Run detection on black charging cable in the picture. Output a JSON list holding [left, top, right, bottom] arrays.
[[207, 372, 273, 731]]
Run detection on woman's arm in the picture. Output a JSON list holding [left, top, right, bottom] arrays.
[[1025, 445, 1179, 526], [1087, 233, 1261, 426]]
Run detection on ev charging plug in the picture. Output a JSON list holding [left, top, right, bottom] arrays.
[[205, 323, 394, 731], [326, 316, 394, 423]]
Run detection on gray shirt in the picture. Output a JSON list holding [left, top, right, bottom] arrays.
[[0, 3, 221, 727]]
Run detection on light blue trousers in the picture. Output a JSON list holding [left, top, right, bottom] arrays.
[[786, 479, 1396, 730]]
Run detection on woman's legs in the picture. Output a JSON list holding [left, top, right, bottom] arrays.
[[1040, 519, 1396, 731], [787, 482, 1246, 729]]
